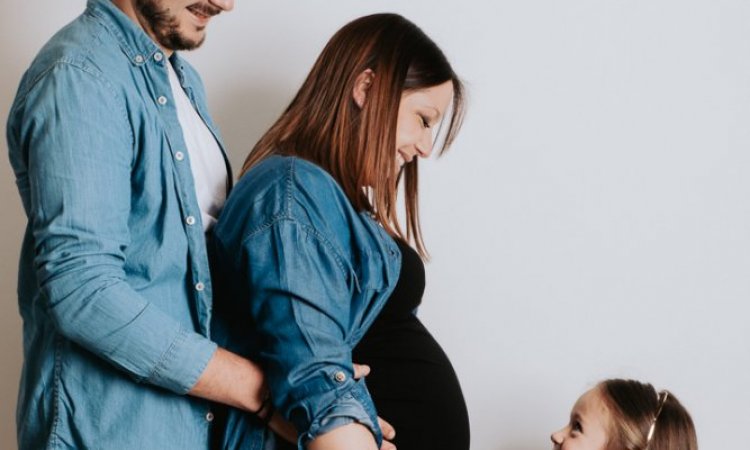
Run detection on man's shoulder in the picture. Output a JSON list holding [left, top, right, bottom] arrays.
[[29, 14, 112, 77], [7, 14, 130, 134]]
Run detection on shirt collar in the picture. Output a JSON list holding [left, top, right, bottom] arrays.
[[85, 0, 166, 66]]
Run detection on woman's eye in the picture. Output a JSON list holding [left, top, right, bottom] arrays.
[[420, 115, 431, 129]]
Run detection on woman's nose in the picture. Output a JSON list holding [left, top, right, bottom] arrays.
[[416, 134, 434, 159]]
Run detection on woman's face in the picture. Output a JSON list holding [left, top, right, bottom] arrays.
[[394, 80, 454, 169], [551, 388, 611, 450]]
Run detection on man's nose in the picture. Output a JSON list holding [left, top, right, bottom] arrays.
[[208, 0, 235, 11]]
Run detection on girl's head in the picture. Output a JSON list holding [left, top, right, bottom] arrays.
[[551, 379, 697, 450], [241, 13, 465, 257]]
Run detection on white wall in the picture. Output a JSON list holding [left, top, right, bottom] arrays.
[[2, 1, 749, 449]]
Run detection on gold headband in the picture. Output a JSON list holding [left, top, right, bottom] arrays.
[[645, 391, 669, 446]]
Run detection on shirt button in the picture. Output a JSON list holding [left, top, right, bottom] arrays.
[[185, 215, 196, 226], [157, 96, 168, 105], [154, 52, 164, 62], [334, 371, 347, 383], [134, 55, 144, 64], [174, 151, 185, 161], [195, 282, 205, 292], [205, 411, 214, 422]]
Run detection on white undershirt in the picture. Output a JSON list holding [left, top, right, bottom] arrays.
[[167, 62, 228, 231]]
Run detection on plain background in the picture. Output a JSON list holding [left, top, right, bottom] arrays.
[[2, 1, 749, 449]]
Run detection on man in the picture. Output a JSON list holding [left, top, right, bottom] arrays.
[[6, 1, 272, 448]]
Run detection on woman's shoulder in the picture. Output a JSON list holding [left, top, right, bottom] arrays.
[[218, 155, 352, 238], [285, 157, 351, 209], [216, 155, 399, 283], [236, 155, 346, 206]]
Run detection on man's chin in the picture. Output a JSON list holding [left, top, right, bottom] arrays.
[[158, 30, 206, 51]]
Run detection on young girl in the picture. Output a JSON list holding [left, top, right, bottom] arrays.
[[551, 379, 698, 450]]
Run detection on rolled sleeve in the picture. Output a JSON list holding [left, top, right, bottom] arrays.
[[235, 219, 382, 448], [303, 378, 378, 445], [16, 62, 215, 394]]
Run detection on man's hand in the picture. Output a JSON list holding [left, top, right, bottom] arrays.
[[268, 410, 297, 444]]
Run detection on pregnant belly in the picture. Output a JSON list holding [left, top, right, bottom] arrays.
[[352, 316, 470, 450]]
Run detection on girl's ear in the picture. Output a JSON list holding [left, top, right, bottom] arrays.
[[352, 69, 375, 108]]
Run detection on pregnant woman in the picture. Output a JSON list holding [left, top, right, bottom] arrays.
[[211, 13, 468, 450]]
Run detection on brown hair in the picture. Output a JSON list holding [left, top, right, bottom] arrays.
[[598, 379, 698, 450], [240, 13, 465, 257]]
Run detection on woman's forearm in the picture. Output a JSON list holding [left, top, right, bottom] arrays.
[[307, 423, 378, 450]]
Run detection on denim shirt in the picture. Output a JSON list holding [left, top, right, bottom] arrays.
[[6, 1, 226, 448], [211, 156, 401, 449]]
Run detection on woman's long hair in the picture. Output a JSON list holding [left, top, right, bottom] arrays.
[[240, 13, 465, 257], [598, 379, 698, 450]]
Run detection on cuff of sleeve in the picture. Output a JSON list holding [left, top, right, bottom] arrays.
[[147, 327, 218, 394], [299, 378, 382, 449]]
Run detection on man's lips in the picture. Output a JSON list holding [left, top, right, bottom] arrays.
[[187, 3, 221, 19]]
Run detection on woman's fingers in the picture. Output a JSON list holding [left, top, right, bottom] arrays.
[[378, 416, 396, 440], [353, 363, 371, 379]]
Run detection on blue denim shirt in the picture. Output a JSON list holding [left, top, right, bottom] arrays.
[[6, 1, 225, 448], [211, 156, 401, 449]]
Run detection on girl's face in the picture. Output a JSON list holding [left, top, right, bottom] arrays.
[[394, 80, 454, 169], [551, 388, 611, 450]]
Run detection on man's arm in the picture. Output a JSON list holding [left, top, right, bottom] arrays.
[[14, 62, 263, 406], [190, 347, 266, 412]]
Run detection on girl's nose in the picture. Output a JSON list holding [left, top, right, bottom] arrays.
[[550, 427, 566, 446]]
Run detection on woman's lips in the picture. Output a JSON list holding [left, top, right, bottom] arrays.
[[397, 150, 413, 166]]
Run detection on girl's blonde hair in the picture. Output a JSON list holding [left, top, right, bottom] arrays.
[[598, 379, 698, 450]]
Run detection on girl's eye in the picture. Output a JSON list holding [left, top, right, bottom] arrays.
[[572, 420, 583, 434]]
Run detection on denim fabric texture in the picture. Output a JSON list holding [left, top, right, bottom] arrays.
[[6, 0, 227, 448], [211, 156, 401, 449]]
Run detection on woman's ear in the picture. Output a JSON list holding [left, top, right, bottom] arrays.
[[352, 69, 375, 108]]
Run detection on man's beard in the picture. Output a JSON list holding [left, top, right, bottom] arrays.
[[135, 0, 205, 51]]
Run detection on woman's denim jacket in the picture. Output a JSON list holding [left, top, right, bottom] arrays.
[[211, 156, 401, 449]]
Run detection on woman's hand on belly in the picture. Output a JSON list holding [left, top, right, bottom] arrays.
[[354, 362, 397, 449]]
